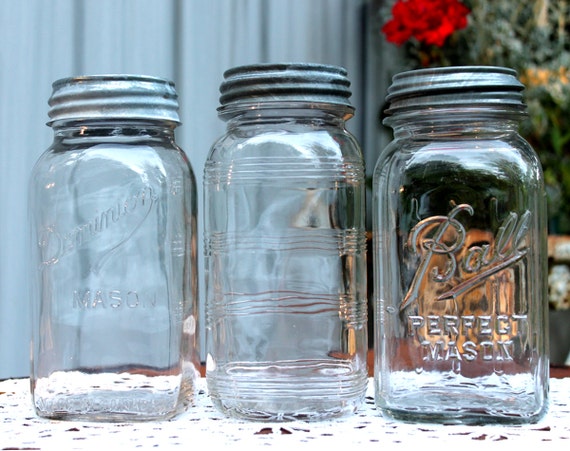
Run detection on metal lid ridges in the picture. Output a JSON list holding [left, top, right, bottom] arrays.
[[48, 74, 180, 125]]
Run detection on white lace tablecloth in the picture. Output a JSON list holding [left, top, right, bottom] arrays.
[[2, 377, 569, 450]]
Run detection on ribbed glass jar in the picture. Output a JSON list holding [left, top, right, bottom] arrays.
[[29, 75, 200, 421], [204, 63, 368, 421], [372, 66, 549, 424]]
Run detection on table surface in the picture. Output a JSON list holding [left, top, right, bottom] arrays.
[[2, 377, 569, 450]]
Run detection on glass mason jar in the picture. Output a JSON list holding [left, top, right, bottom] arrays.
[[29, 75, 200, 421], [373, 66, 549, 424], [204, 63, 368, 421]]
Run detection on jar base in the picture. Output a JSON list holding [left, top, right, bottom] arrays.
[[377, 405, 548, 426], [32, 370, 194, 422], [376, 377, 548, 425], [207, 359, 368, 422], [210, 397, 363, 422]]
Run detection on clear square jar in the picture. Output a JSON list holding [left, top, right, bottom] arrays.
[[29, 75, 200, 421], [204, 63, 369, 421], [373, 66, 549, 424]]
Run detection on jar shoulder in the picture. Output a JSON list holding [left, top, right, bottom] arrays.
[[208, 126, 363, 162], [30, 141, 194, 195], [375, 136, 542, 180]]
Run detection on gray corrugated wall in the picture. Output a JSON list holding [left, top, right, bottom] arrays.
[[0, 0, 394, 378]]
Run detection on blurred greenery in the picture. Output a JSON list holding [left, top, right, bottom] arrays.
[[381, 0, 570, 234]]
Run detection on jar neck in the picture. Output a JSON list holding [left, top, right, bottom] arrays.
[[51, 120, 177, 144], [386, 108, 525, 139], [221, 102, 353, 129]]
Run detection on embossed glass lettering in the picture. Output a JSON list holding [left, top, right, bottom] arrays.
[[402, 202, 531, 366], [73, 289, 157, 309], [38, 185, 157, 268]]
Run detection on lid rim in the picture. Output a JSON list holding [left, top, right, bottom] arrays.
[[47, 74, 181, 125], [218, 62, 353, 109], [385, 66, 526, 114]]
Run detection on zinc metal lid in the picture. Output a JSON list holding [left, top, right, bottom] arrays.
[[384, 66, 526, 115], [47, 74, 180, 125], [218, 62, 353, 112]]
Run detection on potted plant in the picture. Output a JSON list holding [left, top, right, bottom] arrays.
[[379, 0, 570, 365]]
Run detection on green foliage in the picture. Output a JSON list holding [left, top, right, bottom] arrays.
[[382, 0, 570, 233]]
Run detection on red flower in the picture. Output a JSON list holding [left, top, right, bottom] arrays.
[[382, 0, 470, 47]]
